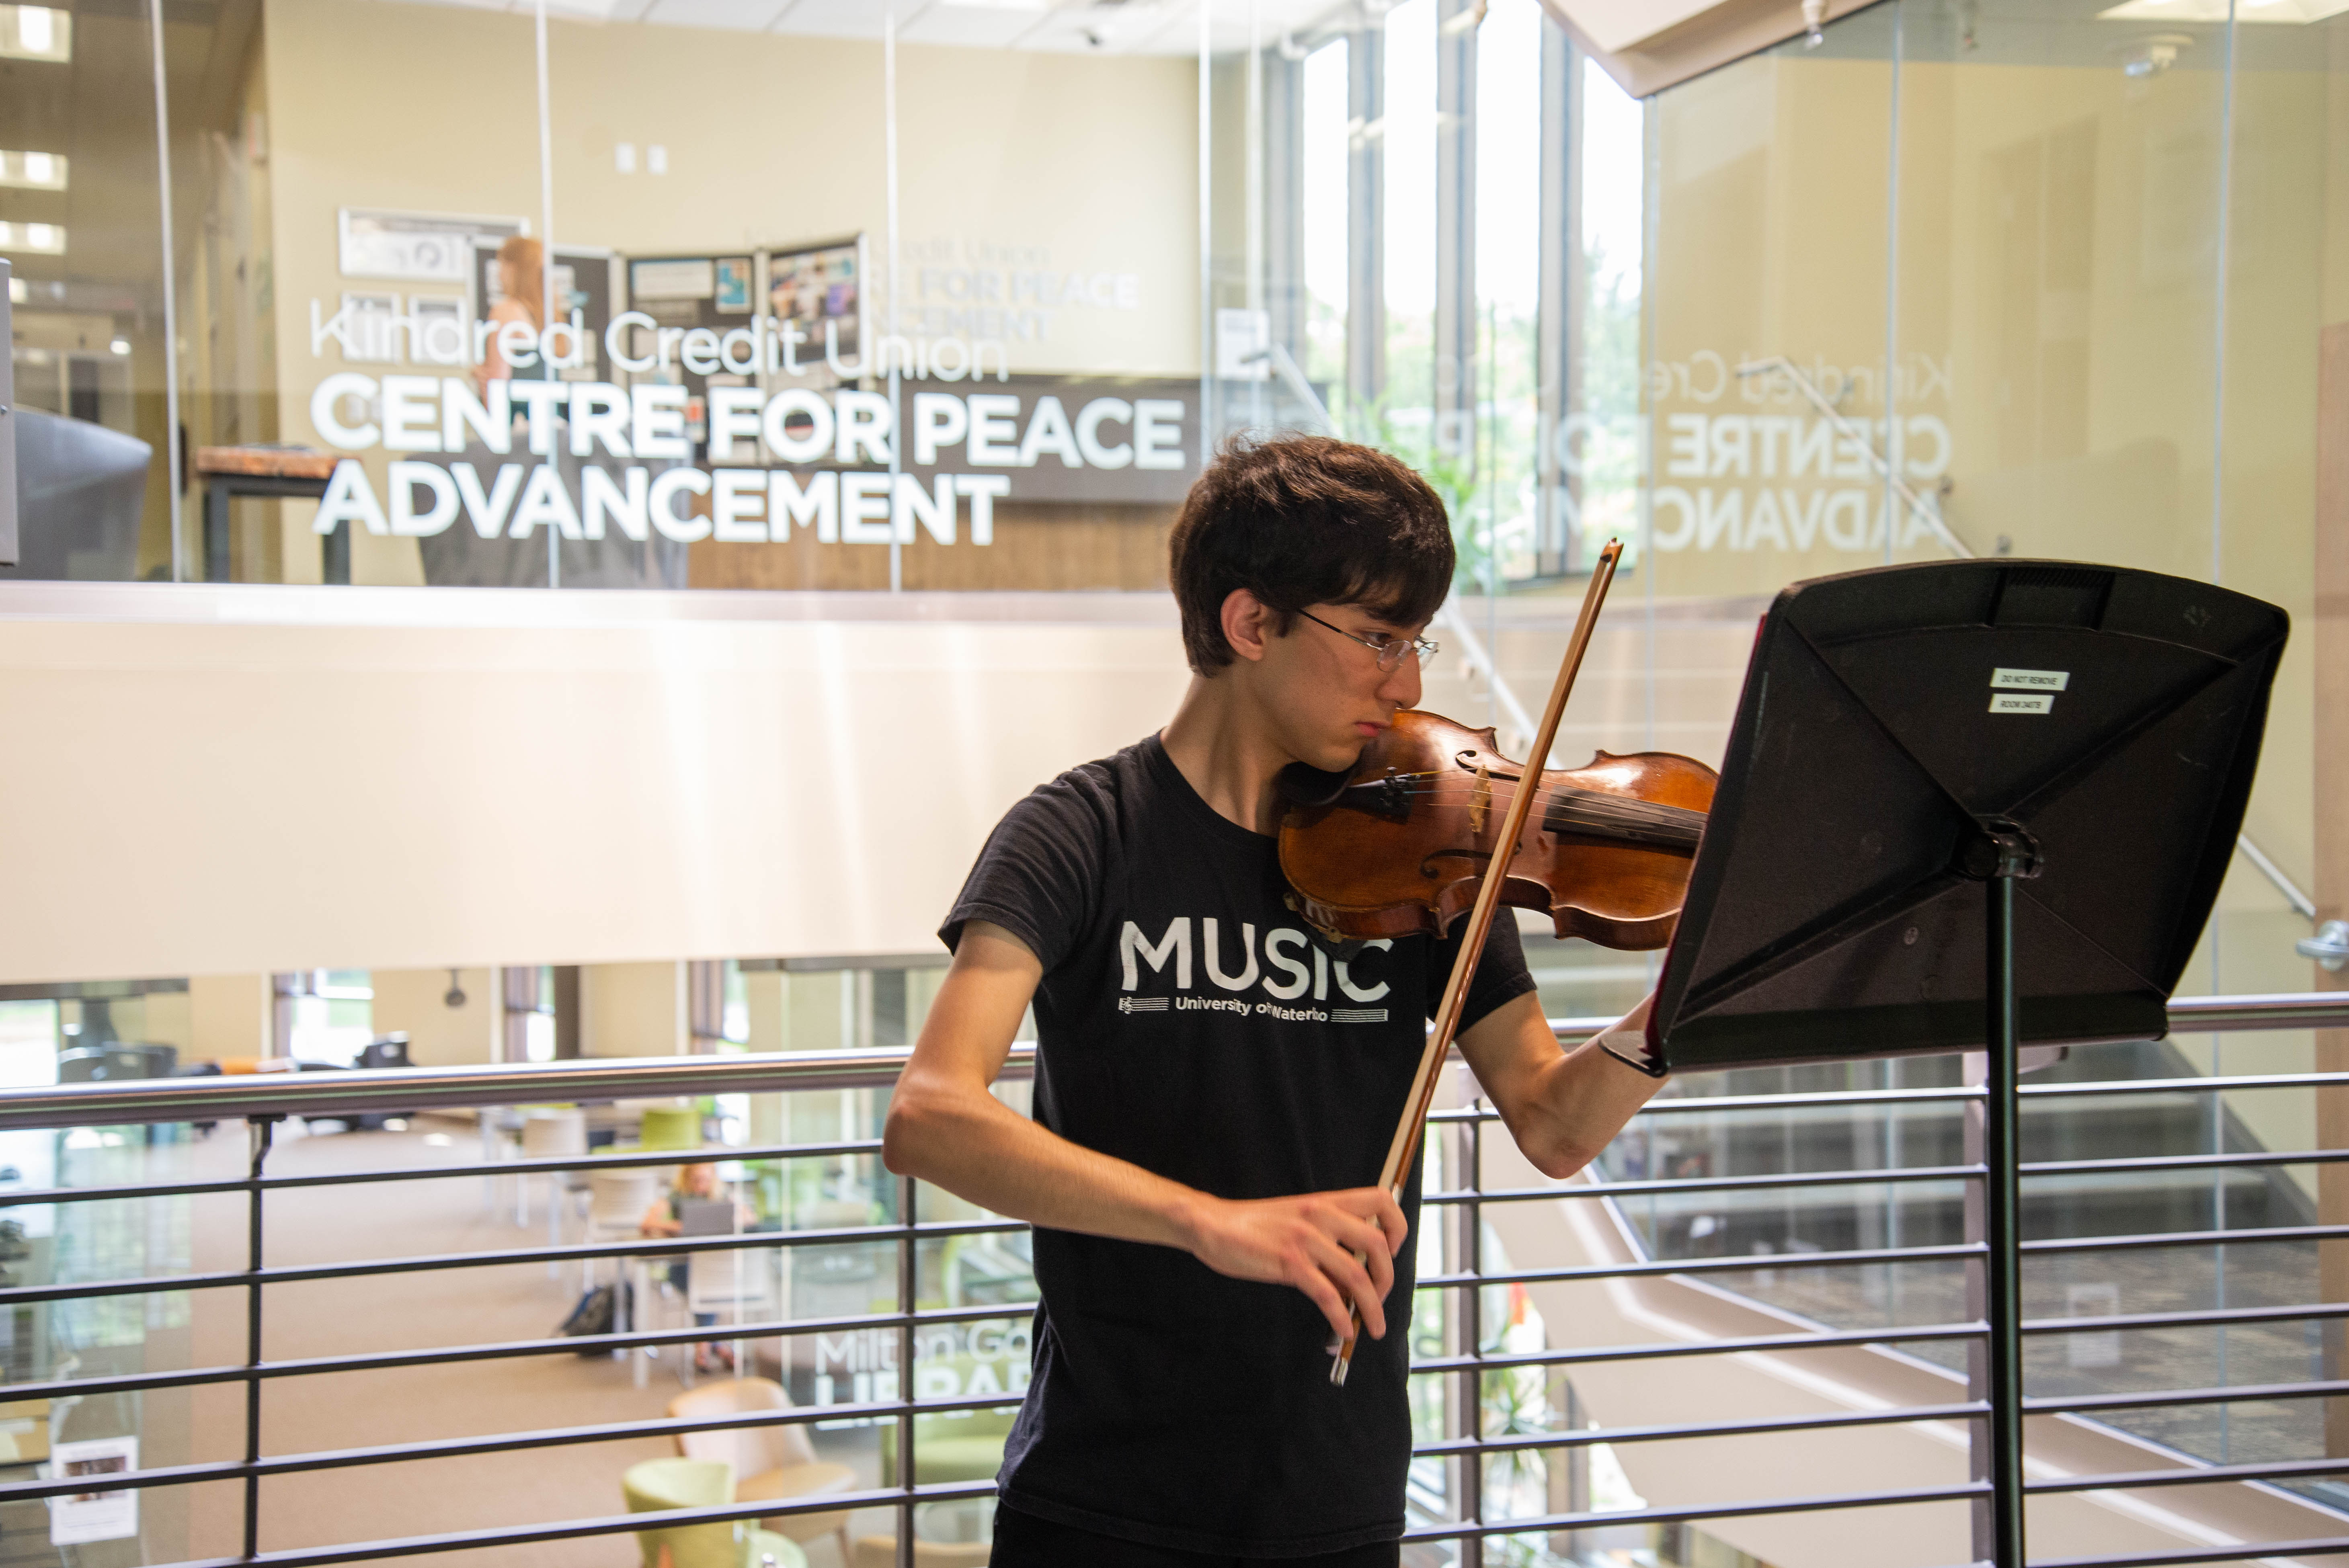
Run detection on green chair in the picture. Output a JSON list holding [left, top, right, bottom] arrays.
[[640, 1104, 702, 1152], [878, 1354, 1021, 1486], [622, 1457, 804, 1568]]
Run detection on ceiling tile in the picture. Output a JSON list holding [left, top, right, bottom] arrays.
[[640, 0, 792, 27], [899, 3, 1048, 46], [770, 0, 911, 36]]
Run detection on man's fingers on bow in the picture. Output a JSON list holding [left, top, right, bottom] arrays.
[[1304, 1231, 1388, 1340], [1290, 1261, 1357, 1345], [1323, 1209, 1397, 1304], [1332, 1187, 1409, 1255]]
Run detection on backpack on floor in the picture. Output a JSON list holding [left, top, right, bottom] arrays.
[[557, 1280, 631, 1354]]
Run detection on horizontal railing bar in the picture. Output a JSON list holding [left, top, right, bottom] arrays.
[[2024, 1148, 2349, 1177], [1424, 1164, 1986, 1205], [2027, 1379, 2349, 1414], [13, 1134, 2324, 1221], [0, 1298, 1044, 1404], [1421, 1144, 2349, 1213], [15, 1370, 2340, 1514], [1618, 1086, 1982, 1115], [1399, 1482, 1990, 1543], [1625, 1069, 2349, 1120], [0, 1044, 1043, 1131], [140, 1482, 1003, 1568], [1434, 1147, 2349, 1210], [2020, 1222, 2349, 1256], [1417, 1241, 1984, 1289], [24, 1289, 2327, 1406], [2022, 1071, 2349, 1098], [0, 1214, 1025, 1307], [0, 992, 2333, 1130], [0, 1386, 1032, 1503], [2030, 1300, 2349, 1335], [1414, 1295, 2349, 1345], [1465, 1238, 2296, 1304], [1413, 1401, 1986, 1457], [22, 1379, 2341, 1511], [0, 1136, 895, 1209], [2027, 1455, 2349, 1494], [2027, 1537, 2349, 1568], [51, 1214, 2327, 1316], [1404, 1321, 1986, 1376]]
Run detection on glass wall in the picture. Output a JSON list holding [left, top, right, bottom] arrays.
[[8, 0, 1245, 591], [1615, 0, 2349, 1543]]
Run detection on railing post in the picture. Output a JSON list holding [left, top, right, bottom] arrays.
[[1461, 1097, 1483, 1568], [897, 1169, 916, 1568], [244, 1115, 277, 1561]]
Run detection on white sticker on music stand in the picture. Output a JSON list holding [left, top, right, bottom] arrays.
[[1990, 668, 2071, 691], [1989, 693, 2055, 715]]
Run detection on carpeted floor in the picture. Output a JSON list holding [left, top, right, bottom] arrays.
[[160, 1117, 880, 1568]]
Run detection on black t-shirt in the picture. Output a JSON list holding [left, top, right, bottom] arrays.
[[939, 734, 1537, 1557]]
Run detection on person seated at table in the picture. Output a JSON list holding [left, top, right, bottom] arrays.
[[641, 1162, 751, 1373]]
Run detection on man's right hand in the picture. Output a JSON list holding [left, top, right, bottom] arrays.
[[1182, 1187, 1409, 1345]]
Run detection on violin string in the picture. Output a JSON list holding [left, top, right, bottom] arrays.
[[1360, 800, 1701, 839], [1360, 783, 1705, 830], [1337, 805, 1701, 842], [1332, 768, 1704, 820], [1335, 800, 1703, 843]]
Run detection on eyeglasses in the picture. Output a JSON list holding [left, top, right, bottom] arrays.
[[1295, 609, 1440, 672]]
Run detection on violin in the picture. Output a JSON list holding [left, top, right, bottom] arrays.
[[1276, 710, 1717, 950], [1300, 540, 1713, 1387]]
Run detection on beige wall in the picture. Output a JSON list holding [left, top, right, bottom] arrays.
[[581, 961, 684, 1058], [258, 0, 1201, 586], [369, 965, 497, 1067], [190, 973, 273, 1061], [0, 587, 1190, 985]]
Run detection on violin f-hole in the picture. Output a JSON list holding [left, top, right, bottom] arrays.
[[1419, 847, 1493, 879]]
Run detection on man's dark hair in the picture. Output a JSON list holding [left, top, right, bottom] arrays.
[[1168, 435, 1454, 674]]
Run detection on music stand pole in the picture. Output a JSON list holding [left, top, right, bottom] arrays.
[[1982, 820, 2038, 1568]]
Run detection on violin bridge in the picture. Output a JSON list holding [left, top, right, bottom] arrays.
[[1469, 763, 1491, 837]]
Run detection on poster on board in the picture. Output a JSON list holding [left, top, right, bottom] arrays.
[[766, 235, 862, 362], [49, 1436, 138, 1545]]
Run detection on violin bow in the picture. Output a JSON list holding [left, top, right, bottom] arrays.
[[1330, 537, 1624, 1387]]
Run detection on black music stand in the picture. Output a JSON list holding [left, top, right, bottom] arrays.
[[1649, 559, 2287, 1568]]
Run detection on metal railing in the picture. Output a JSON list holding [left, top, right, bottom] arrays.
[[0, 992, 2343, 1568]]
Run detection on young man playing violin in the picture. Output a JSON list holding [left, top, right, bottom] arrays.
[[884, 436, 1666, 1566]]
